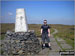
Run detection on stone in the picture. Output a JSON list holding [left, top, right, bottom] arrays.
[[15, 8, 28, 32], [3, 31, 41, 55]]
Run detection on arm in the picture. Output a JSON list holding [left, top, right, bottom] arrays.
[[48, 29, 51, 37], [41, 29, 43, 34]]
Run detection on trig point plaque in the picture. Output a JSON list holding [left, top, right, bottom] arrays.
[[15, 8, 28, 32]]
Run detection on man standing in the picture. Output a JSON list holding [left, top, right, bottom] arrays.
[[41, 20, 52, 50]]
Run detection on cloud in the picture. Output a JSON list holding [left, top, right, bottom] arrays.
[[8, 12, 13, 16]]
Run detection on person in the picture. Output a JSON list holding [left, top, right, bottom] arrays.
[[41, 20, 52, 50]]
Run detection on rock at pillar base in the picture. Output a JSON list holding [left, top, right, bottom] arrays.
[[3, 31, 41, 55]]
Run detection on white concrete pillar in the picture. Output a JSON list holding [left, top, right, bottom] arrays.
[[15, 8, 28, 32]]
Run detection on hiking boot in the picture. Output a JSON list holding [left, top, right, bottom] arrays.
[[42, 46, 45, 49]]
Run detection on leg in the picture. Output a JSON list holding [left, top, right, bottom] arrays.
[[42, 34, 46, 49], [42, 34, 45, 46], [46, 34, 52, 50], [45, 34, 51, 46]]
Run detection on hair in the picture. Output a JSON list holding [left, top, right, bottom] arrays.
[[44, 20, 47, 22]]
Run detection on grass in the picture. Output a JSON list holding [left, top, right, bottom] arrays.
[[54, 36, 65, 51], [0, 49, 4, 55], [64, 38, 74, 49], [53, 25, 74, 49], [0, 34, 5, 40], [0, 23, 15, 40]]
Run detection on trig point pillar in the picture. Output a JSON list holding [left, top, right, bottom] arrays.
[[15, 8, 28, 32]]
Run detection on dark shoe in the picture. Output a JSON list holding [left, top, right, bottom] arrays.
[[42, 46, 45, 49], [49, 46, 52, 50]]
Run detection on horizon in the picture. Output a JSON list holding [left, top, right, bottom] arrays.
[[0, 23, 74, 26]]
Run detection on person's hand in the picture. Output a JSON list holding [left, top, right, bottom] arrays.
[[48, 34, 50, 37]]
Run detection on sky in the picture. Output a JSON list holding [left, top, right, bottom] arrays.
[[1, 1, 74, 25]]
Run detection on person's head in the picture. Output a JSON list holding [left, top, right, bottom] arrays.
[[43, 20, 47, 25]]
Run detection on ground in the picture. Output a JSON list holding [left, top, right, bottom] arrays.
[[0, 24, 74, 56]]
